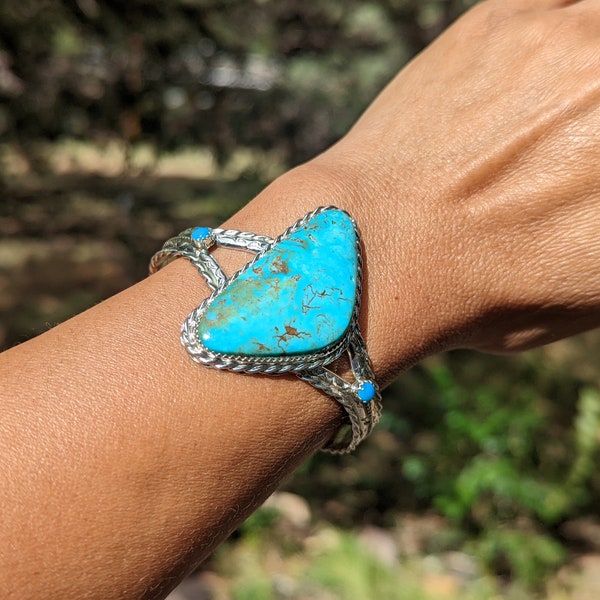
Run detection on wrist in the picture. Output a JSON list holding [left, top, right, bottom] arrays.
[[225, 159, 461, 385]]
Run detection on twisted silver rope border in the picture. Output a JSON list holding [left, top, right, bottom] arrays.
[[150, 228, 273, 292], [149, 206, 382, 453]]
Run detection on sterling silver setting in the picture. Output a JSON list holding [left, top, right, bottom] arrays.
[[150, 206, 382, 453]]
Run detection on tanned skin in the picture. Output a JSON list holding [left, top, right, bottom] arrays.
[[2, 1, 600, 597]]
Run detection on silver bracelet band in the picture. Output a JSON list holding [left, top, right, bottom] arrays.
[[149, 206, 382, 453]]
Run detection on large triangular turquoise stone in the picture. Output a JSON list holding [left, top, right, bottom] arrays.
[[197, 209, 358, 357]]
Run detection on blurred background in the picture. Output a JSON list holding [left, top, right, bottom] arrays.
[[2, 1, 600, 598]]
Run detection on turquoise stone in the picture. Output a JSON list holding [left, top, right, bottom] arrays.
[[357, 381, 376, 403], [198, 209, 358, 357], [191, 226, 211, 243]]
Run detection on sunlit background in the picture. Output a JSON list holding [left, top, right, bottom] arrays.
[[2, 1, 600, 598]]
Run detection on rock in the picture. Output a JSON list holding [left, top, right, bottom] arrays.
[[263, 491, 311, 529], [166, 571, 223, 600], [561, 518, 600, 552], [395, 513, 449, 556], [359, 525, 398, 567], [554, 554, 600, 600], [440, 551, 479, 583]]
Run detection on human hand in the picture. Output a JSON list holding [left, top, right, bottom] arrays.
[[301, 0, 600, 373]]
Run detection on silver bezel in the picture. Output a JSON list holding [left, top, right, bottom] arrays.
[[180, 206, 364, 375]]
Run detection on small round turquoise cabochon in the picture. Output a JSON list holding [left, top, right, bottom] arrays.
[[191, 227, 211, 243], [357, 381, 376, 403]]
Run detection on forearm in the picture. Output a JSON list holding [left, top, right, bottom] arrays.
[[0, 165, 426, 599], [4, 1, 600, 597]]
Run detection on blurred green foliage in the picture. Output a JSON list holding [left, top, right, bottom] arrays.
[[218, 505, 449, 600], [304, 531, 432, 600], [286, 348, 600, 587], [0, 0, 476, 171]]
